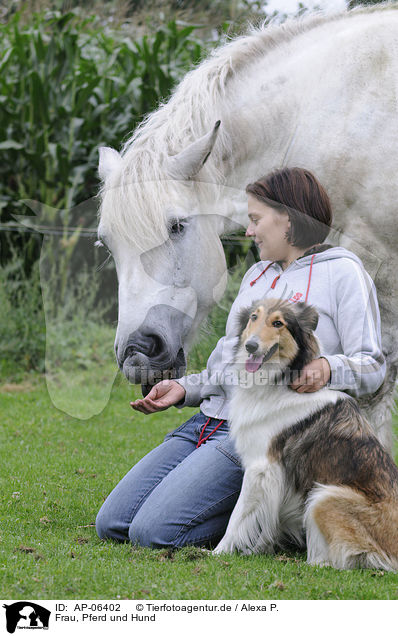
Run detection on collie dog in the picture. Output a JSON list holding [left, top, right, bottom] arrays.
[[213, 298, 398, 570]]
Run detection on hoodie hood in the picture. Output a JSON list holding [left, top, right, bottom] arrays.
[[290, 245, 364, 268], [250, 245, 365, 290]]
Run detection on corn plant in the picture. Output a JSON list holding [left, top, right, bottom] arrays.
[[0, 9, 209, 270]]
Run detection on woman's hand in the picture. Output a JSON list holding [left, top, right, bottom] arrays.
[[130, 379, 186, 414], [289, 357, 331, 393]]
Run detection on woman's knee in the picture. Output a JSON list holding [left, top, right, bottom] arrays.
[[95, 504, 113, 540], [128, 514, 179, 548], [95, 502, 129, 542]]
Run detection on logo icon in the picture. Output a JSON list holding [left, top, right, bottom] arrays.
[[3, 602, 51, 633], [289, 292, 303, 304]]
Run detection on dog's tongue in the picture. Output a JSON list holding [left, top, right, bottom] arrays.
[[245, 354, 264, 373]]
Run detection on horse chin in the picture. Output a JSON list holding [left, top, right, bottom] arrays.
[[122, 352, 148, 384], [122, 349, 187, 396]]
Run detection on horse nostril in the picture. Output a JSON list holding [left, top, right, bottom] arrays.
[[245, 339, 258, 354], [147, 334, 163, 357], [123, 334, 165, 362]]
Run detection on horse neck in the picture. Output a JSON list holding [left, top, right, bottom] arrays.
[[198, 9, 397, 232], [200, 55, 309, 230]]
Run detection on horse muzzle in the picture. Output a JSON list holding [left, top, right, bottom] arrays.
[[117, 305, 190, 395], [122, 348, 186, 396]]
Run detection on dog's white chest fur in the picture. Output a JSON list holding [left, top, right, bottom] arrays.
[[213, 381, 348, 556], [229, 381, 346, 468]]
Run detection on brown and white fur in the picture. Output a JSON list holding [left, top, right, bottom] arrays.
[[213, 299, 398, 571]]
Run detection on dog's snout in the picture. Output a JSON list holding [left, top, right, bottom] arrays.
[[245, 339, 259, 354]]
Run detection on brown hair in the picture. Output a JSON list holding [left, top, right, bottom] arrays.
[[246, 167, 332, 248]]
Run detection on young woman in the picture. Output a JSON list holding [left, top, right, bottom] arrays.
[[96, 167, 385, 548]]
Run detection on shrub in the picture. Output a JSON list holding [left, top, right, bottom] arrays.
[[0, 256, 46, 377]]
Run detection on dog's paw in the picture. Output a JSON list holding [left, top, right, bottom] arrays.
[[212, 540, 235, 555], [306, 557, 331, 568], [212, 545, 227, 555], [240, 546, 255, 556]]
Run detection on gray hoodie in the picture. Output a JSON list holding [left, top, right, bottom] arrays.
[[175, 246, 386, 421]]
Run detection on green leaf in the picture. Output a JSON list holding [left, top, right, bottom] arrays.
[[0, 48, 13, 74], [0, 140, 24, 150]]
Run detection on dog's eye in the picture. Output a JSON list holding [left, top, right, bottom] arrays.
[[272, 320, 283, 328], [250, 313, 258, 321]]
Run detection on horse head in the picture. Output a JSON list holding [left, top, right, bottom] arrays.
[[98, 122, 229, 394]]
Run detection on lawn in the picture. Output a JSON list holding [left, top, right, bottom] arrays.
[[1, 369, 398, 600]]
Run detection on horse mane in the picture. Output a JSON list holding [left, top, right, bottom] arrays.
[[99, 2, 396, 250]]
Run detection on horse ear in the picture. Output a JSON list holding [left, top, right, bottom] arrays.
[[98, 147, 122, 181], [294, 303, 319, 333], [166, 120, 221, 180]]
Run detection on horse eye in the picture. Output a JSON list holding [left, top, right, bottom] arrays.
[[272, 320, 283, 328], [95, 239, 112, 271], [169, 220, 186, 237], [250, 313, 258, 321]]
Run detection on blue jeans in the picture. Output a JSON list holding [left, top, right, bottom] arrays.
[[95, 412, 243, 548]]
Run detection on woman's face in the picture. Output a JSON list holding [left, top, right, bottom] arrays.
[[246, 194, 291, 262]]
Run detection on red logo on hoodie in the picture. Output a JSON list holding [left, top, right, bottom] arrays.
[[289, 292, 303, 303]]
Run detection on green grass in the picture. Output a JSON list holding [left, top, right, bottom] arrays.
[[1, 370, 398, 600]]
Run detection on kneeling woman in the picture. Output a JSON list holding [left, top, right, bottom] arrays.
[[96, 167, 385, 548]]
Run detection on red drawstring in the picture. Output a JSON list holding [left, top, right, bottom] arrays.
[[196, 417, 225, 448], [250, 261, 275, 286], [305, 254, 315, 302], [270, 275, 280, 289], [249, 255, 316, 301]]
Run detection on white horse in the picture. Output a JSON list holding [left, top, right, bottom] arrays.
[[98, 4, 398, 451]]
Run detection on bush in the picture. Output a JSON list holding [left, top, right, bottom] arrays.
[[0, 256, 46, 377], [0, 250, 117, 379]]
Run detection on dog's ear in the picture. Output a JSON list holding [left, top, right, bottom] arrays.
[[286, 302, 320, 372], [293, 303, 319, 333], [236, 304, 254, 336]]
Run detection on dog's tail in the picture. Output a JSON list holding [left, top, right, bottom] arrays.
[[304, 483, 398, 571]]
